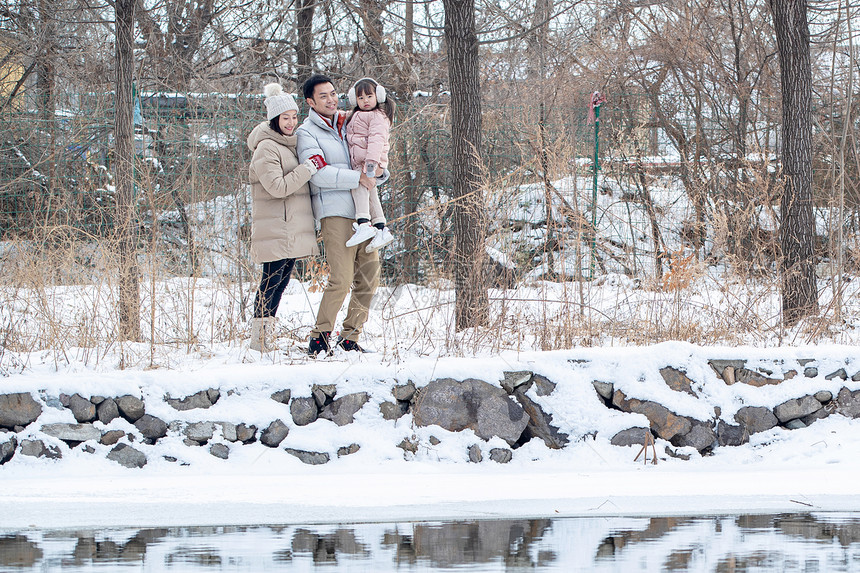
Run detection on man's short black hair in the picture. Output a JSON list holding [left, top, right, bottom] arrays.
[[303, 74, 335, 100]]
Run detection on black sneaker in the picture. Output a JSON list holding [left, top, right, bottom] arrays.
[[308, 331, 332, 357], [335, 337, 371, 353]]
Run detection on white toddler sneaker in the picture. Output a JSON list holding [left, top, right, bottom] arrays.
[[345, 222, 377, 247], [366, 227, 394, 252]]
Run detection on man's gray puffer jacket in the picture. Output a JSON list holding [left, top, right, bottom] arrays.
[[296, 108, 389, 223]]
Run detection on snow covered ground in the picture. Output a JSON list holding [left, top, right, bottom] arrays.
[[3, 332, 860, 532]]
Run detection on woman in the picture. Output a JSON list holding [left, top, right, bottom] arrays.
[[247, 83, 326, 352]]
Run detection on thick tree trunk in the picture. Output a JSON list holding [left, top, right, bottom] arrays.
[[443, 0, 488, 330], [770, 0, 818, 325], [296, 0, 316, 81], [116, 0, 141, 341]]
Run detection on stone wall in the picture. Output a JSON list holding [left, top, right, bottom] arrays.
[[2, 356, 860, 468]]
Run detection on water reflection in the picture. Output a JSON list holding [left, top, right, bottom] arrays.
[[2, 514, 860, 571]]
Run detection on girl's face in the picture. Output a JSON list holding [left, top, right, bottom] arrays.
[[356, 90, 378, 111], [278, 110, 298, 135]]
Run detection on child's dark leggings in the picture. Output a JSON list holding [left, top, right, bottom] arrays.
[[253, 258, 296, 318]]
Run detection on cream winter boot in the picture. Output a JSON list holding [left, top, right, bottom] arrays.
[[249, 317, 277, 352]]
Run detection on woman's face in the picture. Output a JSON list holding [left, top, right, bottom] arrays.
[[356, 90, 377, 111], [278, 110, 298, 135]]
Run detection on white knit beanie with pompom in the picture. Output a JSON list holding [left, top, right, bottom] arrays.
[[264, 83, 298, 120]]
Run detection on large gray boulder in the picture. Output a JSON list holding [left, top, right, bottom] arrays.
[[290, 397, 318, 426], [68, 394, 96, 423], [673, 423, 716, 452], [134, 414, 168, 443], [41, 423, 101, 443], [107, 443, 147, 468], [774, 395, 822, 423], [97, 398, 120, 424], [734, 406, 778, 434], [412, 378, 530, 446], [612, 390, 692, 441], [260, 419, 289, 447], [0, 393, 42, 429], [116, 395, 145, 422], [319, 392, 369, 426]]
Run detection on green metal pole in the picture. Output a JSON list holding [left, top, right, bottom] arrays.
[[589, 103, 601, 279]]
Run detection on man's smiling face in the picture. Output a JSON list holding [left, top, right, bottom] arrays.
[[306, 82, 338, 120]]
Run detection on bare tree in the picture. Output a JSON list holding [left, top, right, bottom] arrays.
[[116, 0, 141, 341], [443, 0, 488, 330], [770, 0, 818, 325]]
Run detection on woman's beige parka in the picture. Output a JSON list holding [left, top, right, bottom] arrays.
[[247, 121, 319, 263]]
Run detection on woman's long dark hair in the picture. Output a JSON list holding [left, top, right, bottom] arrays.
[[269, 116, 283, 135], [350, 79, 395, 124]]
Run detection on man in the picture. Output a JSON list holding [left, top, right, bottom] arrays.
[[296, 74, 384, 356]]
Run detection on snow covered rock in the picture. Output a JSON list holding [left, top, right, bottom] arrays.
[[392, 382, 417, 402], [468, 444, 482, 463], [312, 384, 337, 407], [319, 392, 369, 426], [41, 423, 100, 444], [0, 435, 17, 464], [734, 406, 778, 434], [412, 378, 529, 446], [290, 397, 318, 426], [716, 421, 749, 447], [836, 388, 860, 418], [380, 401, 407, 420], [116, 395, 145, 422], [19, 439, 61, 459], [489, 448, 513, 463], [97, 398, 120, 424], [659, 367, 697, 396], [610, 427, 650, 447], [611, 390, 692, 441], [184, 422, 215, 445], [167, 389, 219, 411], [99, 430, 125, 446], [260, 419, 289, 447], [270, 389, 291, 404], [134, 414, 168, 443], [773, 396, 822, 424], [209, 443, 230, 459], [512, 388, 568, 449], [285, 448, 329, 465], [107, 444, 147, 468], [337, 443, 360, 457], [0, 392, 42, 430], [68, 394, 96, 423]]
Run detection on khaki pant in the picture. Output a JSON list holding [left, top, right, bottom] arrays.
[[351, 185, 386, 225], [311, 216, 380, 342]]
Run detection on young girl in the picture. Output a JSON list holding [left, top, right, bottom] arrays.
[[246, 83, 326, 352], [344, 77, 395, 251]]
